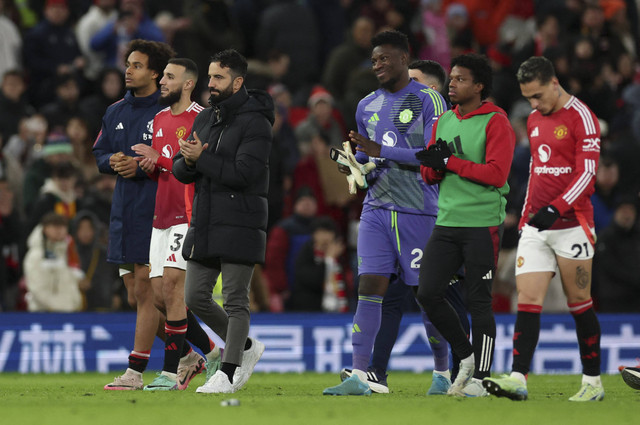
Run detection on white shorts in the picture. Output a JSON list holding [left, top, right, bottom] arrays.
[[119, 263, 135, 277], [515, 224, 594, 275], [149, 223, 189, 278]]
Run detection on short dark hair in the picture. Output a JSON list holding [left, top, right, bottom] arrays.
[[516, 56, 556, 85], [2, 69, 24, 82], [371, 30, 409, 53], [211, 49, 248, 79], [408, 60, 447, 89], [312, 216, 338, 235], [168, 58, 199, 82], [51, 161, 77, 179], [450, 53, 493, 100], [41, 212, 69, 228], [125, 39, 176, 86]]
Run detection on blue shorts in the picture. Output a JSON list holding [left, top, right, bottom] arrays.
[[357, 208, 436, 286]]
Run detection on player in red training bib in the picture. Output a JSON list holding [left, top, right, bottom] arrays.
[[483, 56, 603, 402], [133, 58, 220, 391]]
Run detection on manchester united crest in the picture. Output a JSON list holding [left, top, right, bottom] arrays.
[[176, 126, 187, 139], [517, 256, 525, 268], [553, 125, 568, 139]]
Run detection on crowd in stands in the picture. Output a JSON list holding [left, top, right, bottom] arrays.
[[1, 0, 639, 313]]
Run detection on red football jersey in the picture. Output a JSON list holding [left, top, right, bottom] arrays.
[[151, 102, 203, 229], [519, 96, 600, 230]]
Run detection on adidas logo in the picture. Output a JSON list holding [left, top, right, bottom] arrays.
[[166, 253, 177, 262], [482, 270, 493, 280], [155, 128, 163, 137], [352, 324, 361, 333], [368, 113, 379, 123], [530, 126, 539, 137], [115, 122, 124, 130]]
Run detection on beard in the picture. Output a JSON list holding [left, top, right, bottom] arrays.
[[158, 88, 181, 106], [208, 84, 234, 105], [379, 75, 399, 91]]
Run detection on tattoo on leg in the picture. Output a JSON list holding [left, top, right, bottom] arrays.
[[575, 266, 589, 289]]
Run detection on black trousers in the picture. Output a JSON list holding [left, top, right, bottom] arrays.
[[416, 225, 503, 379]]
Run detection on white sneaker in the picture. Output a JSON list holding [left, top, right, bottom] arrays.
[[447, 361, 474, 396], [462, 378, 488, 397], [196, 370, 235, 394], [233, 338, 265, 391], [104, 369, 143, 390]]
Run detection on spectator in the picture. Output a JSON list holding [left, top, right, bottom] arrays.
[[70, 210, 119, 311], [267, 102, 298, 230], [290, 216, 348, 312], [294, 86, 345, 155], [78, 67, 124, 138], [24, 212, 83, 312], [75, 0, 118, 82], [254, 0, 319, 96], [0, 70, 35, 143], [0, 0, 22, 81], [512, 13, 560, 72], [418, 0, 451, 69], [245, 50, 290, 92], [182, 0, 244, 94], [591, 156, 621, 234], [77, 172, 115, 229], [22, 0, 84, 107], [3, 114, 47, 185], [65, 116, 97, 182], [89, 0, 164, 71], [0, 177, 24, 311], [263, 186, 318, 312], [594, 197, 640, 312], [40, 73, 82, 134], [27, 160, 78, 234], [322, 17, 375, 106], [290, 130, 353, 231], [22, 133, 73, 216]]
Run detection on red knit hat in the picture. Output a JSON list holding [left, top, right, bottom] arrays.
[[307, 85, 333, 108]]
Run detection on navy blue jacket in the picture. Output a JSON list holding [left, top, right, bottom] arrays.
[[93, 90, 161, 264]]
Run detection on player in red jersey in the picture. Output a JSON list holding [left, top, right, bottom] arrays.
[[133, 58, 221, 391], [483, 56, 604, 402]]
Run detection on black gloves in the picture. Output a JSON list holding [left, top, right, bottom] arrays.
[[415, 138, 452, 171], [529, 205, 560, 230]]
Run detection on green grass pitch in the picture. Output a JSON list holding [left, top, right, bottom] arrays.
[[1, 372, 637, 425]]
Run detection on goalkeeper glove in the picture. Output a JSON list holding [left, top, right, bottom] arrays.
[[329, 142, 376, 194]]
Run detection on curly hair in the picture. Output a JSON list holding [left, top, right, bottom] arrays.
[[210, 49, 248, 79], [124, 39, 176, 86], [371, 30, 409, 53], [451, 53, 492, 100]]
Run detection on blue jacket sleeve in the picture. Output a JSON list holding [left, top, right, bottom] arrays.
[[92, 120, 117, 175]]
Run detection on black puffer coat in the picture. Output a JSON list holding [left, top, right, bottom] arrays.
[[173, 86, 274, 264]]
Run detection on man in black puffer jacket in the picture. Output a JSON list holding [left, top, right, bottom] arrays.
[[173, 49, 273, 394]]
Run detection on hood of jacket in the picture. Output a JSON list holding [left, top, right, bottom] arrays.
[[70, 209, 103, 249], [209, 86, 275, 126], [451, 101, 507, 120]]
